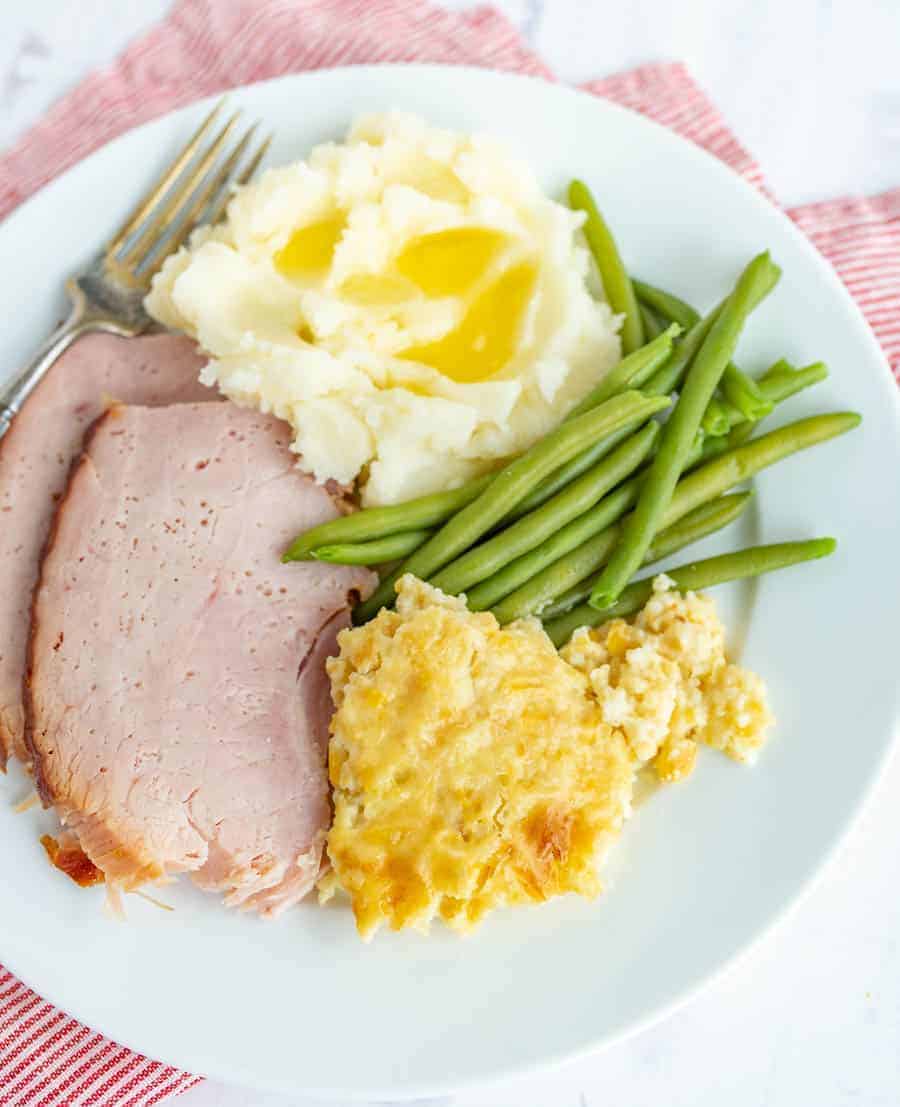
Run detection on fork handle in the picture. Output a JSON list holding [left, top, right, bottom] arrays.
[[0, 280, 136, 441]]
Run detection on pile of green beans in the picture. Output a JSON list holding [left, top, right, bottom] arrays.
[[431, 422, 660, 597], [353, 390, 669, 622], [464, 476, 643, 612], [589, 251, 782, 609], [484, 412, 858, 624]]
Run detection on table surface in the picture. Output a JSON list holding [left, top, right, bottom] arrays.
[[1, 2, 898, 1106]]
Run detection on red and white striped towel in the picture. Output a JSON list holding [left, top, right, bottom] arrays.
[[0, 1, 897, 1104]]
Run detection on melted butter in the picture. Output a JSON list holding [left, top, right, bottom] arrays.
[[399, 259, 537, 384], [339, 273, 417, 306], [284, 218, 535, 383], [275, 213, 346, 279], [402, 159, 470, 204], [391, 380, 434, 398], [396, 227, 509, 297]]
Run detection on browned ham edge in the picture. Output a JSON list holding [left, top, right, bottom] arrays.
[[40, 833, 104, 888]]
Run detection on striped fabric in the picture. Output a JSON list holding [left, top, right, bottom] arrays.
[[0, 969, 197, 1105], [790, 189, 900, 375], [0, 1, 896, 1104]]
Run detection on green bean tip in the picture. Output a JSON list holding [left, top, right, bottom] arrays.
[[811, 536, 838, 556]]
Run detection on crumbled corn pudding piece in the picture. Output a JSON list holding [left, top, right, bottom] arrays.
[[325, 575, 773, 938], [561, 575, 774, 776]]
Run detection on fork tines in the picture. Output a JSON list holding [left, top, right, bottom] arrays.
[[105, 98, 271, 289]]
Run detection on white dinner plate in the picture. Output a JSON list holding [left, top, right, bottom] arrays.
[[1, 65, 899, 1101]]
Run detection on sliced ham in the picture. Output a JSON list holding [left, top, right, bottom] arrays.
[[0, 333, 213, 768], [26, 402, 373, 916]]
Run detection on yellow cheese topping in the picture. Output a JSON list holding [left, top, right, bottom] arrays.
[[325, 577, 632, 938], [325, 575, 773, 939]]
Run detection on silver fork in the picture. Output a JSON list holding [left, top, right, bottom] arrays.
[[0, 100, 271, 440]]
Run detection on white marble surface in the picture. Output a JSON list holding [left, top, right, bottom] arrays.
[[1, 2, 899, 1105]]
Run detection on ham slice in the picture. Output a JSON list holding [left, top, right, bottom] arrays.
[[0, 333, 213, 768], [26, 403, 373, 916]]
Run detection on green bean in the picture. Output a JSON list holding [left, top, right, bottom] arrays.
[[431, 422, 660, 596], [466, 478, 642, 612], [353, 390, 670, 620], [489, 411, 858, 623], [655, 411, 857, 527], [541, 492, 752, 618], [633, 279, 700, 329], [721, 363, 773, 422], [691, 422, 754, 467], [640, 302, 664, 341], [651, 491, 751, 558], [701, 360, 827, 441], [504, 327, 676, 524], [635, 280, 772, 427], [701, 394, 733, 437], [353, 563, 405, 623], [642, 309, 717, 396], [312, 529, 433, 565], [642, 260, 780, 398], [702, 366, 783, 441], [634, 281, 772, 428], [505, 425, 637, 522], [759, 360, 827, 404], [761, 357, 798, 383], [724, 360, 828, 433], [283, 471, 496, 562], [473, 434, 715, 615], [646, 491, 751, 560], [590, 252, 782, 609], [544, 539, 837, 647], [566, 325, 679, 419], [569, 179, 644, 353]]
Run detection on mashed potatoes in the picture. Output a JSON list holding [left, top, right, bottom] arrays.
[[324, 576, 773, 938], [146, 113, 620, 504]]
